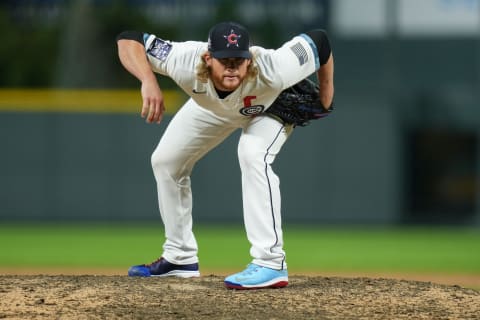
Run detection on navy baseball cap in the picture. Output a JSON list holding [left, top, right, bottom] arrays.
[[208, 21, 252, 59]]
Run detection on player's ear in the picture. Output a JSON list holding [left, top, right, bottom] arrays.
[[203, 53, 213, 67]]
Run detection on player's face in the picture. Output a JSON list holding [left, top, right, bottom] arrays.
[[206, 55, 251, 91]]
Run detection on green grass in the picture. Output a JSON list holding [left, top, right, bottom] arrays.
[[0, 223, 478, 275], [282, 226, 480, 274]]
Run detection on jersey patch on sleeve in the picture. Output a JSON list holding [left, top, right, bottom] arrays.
[[290, 42, 309, 66], [146, 37, 172, 62]]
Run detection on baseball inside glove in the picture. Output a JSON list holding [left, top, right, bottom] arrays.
[[265, 78, 333, 126]]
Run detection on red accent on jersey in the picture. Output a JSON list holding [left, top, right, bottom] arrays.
[[243, 96, 257, 107]]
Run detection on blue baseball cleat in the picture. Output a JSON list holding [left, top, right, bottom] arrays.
[[128, 257, 200, 278], [224, 263, 288, 289]]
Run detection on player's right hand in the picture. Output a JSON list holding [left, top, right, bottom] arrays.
[[141, 79, 165, 124]]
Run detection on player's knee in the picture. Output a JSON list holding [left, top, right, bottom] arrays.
[[238, 136, 264, 169], [151, 148, 169, 172], [151, 148, 190, 180]]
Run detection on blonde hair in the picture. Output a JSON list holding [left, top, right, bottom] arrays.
[[195, 51, 259, 83]]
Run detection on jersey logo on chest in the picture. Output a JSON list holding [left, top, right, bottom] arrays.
[[239, 96, 264, 116]]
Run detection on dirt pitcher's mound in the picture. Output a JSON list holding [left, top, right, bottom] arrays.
[[0, 275, 479, 319]]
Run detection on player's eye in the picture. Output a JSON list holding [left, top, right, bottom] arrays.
[[219, 58, 246, 68]]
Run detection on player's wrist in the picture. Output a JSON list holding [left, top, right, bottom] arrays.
[[140, 71, 158, 85]]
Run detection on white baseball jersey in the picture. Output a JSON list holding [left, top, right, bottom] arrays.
[[144, 32, 320, 270], [144, 34, 319, 121]]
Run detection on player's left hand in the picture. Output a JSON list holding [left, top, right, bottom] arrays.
[[141, 78, 165, 124]]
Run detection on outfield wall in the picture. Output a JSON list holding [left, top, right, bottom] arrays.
[[1, 90, 478, 226], [1, 38, 479, 226], [0, 95, 401, 224]]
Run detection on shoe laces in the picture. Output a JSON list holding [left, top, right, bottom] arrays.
[[239, 264, 261, 276], [145, 257, 163, 267]]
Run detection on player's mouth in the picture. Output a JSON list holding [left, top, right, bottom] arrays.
[[221, 75, 240, 90], [223, 74, 239, 81]]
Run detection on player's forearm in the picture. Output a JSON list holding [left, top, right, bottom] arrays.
[[117, 39, 157, 84], [317, 54, 334, 109]]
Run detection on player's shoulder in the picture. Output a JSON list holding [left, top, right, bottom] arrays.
[[251, 33, 313, 56], [252, 34, 310, 68], [145, 34, 206, 54], [174, 40, 207, 50], [250, 33, 320, 89], [170, 41, 207, 60]]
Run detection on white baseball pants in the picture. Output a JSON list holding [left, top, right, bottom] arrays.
[[151, 98, 292, 270]]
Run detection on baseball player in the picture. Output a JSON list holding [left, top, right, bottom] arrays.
[[116, 21, 334, 289]]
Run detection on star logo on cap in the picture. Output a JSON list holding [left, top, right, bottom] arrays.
[[223, 29, 241, 48]]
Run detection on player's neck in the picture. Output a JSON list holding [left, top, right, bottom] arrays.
[[215, 88, 233, 99]]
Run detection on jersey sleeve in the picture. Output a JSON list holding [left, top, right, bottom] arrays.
[[143, 34, 205, 80], [257, 34, 320, 90]]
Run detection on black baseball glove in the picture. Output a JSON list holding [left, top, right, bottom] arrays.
[[265, 78, 333, 127]]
